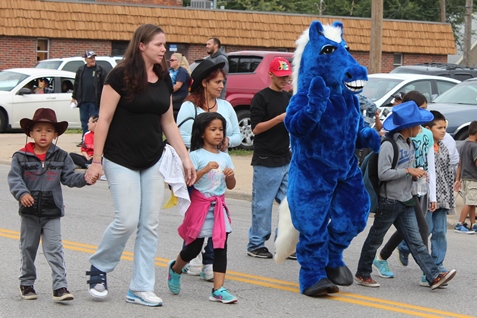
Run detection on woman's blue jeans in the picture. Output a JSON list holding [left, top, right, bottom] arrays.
[[89, 157, 165, 292], [356, 197, 440, 284]]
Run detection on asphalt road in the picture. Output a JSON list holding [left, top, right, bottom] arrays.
[[0, 163, 476, 318]]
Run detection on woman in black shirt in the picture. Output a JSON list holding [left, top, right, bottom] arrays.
[[85, 24, 196, 307]]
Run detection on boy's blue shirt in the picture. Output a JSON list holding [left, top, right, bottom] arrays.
[[412, 126, 434, 171]]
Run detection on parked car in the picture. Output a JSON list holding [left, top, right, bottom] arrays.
[[391, 63, 477, 81], [35, 56, 122, 74], [429, 78, 477, 140], [361, 73, 460, 110], [0, 68, 79, 132]]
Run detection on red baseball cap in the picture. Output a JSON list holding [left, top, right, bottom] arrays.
[[269, 57, 292, 77]]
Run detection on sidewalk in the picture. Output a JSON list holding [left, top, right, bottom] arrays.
[[1, 133, 464, 227], [0, 132, 253, 201]]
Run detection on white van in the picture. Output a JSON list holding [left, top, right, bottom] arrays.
[[35, 56, 123, 74]]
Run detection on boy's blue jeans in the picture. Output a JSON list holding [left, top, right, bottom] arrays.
[[247, 164, 288, 252], [426, 208, 448, 269], [356, 197, 440, 284]]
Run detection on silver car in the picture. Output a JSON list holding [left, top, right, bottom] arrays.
[[362, 73, 460, 108]]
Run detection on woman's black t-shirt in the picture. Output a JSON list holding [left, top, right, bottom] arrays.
[[104, 67, 173, 170]]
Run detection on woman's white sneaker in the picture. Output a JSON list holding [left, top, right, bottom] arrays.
[[126, 290, 163, 307]]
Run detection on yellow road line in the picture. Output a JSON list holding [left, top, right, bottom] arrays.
[[0, 228, 473, 318]]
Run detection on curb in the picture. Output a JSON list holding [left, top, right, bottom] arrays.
[[226, 189, 252, 202]]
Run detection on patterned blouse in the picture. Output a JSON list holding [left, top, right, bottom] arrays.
[[434, 140, 455, 210]]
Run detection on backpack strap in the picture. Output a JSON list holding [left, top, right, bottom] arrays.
[[380, 135, 399, 195], [177, 103, 198, 128]]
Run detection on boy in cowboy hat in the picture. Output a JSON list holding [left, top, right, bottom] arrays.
[[8, 108, 95, 302], [354, 101, 457, 290]]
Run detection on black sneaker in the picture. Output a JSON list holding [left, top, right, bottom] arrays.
[[247, 247, 273, 258], [20, 285, 37, 300], [53, 287, 74, 301], [76, 141, 83, 147], [287, 252, 297, 260]]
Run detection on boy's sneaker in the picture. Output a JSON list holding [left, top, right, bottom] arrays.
[[454, 223, 475, 234], [247, 247, 273, 258], [419, 274, 430, 287], [52, 287, 74, 301], [167, 260, 181, 295], [372, 256, 394, 278], [419, 274, 448, 289], [200, 264, 214, 282], [287, 252, 297, 260], [86, 265, 108, 298], [209, 287, 238, 304], [430, 270, 456, 290], [126, 290, 162, 307], [354, 275, 380, 287], [99, 174, 107, 181], [182, 264, 202, 276], [20, 285, 37, 300], [397, 248, 409, 267], [473, 223, 477, 232]]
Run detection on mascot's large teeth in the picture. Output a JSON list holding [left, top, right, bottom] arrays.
[[345, 79, 367, 92]]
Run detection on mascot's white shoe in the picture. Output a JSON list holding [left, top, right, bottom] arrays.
[[274, 197, 300, 264]]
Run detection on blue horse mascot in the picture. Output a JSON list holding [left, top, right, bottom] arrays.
[[277, 20, 381, 297]]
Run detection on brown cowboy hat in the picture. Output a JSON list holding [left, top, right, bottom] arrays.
[[20, 108, 69, 136], [190, 59, 225, 92]]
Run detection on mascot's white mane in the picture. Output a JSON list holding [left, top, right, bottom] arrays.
[[292, 24, 343, 95]]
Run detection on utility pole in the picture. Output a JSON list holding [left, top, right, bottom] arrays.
[[440, 0, 446, 22], [463, 0, 473, 66], [369, 0, 383, 74]]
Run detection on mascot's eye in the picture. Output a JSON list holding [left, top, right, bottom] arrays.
[[320, 45, 337, 55]]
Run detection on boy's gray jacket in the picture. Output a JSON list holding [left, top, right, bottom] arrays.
[[8, 144, 87, 218], [378, 133, 415, 202]]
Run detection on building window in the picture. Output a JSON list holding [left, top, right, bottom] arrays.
[[165, 43, 189, 61], [112, 41, 128, 56], [37, 39, 49, 61], [393, 53, 403, 68]]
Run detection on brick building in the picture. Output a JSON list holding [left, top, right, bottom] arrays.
[[0, 0, 456, 73]]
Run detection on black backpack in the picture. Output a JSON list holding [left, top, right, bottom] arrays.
[[361, 136, 398, 212]]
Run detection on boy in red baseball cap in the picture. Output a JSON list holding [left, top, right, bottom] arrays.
[[246, 57, 294, 258]]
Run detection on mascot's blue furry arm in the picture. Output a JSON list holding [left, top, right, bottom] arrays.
[[274, 20, 380, 297]]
